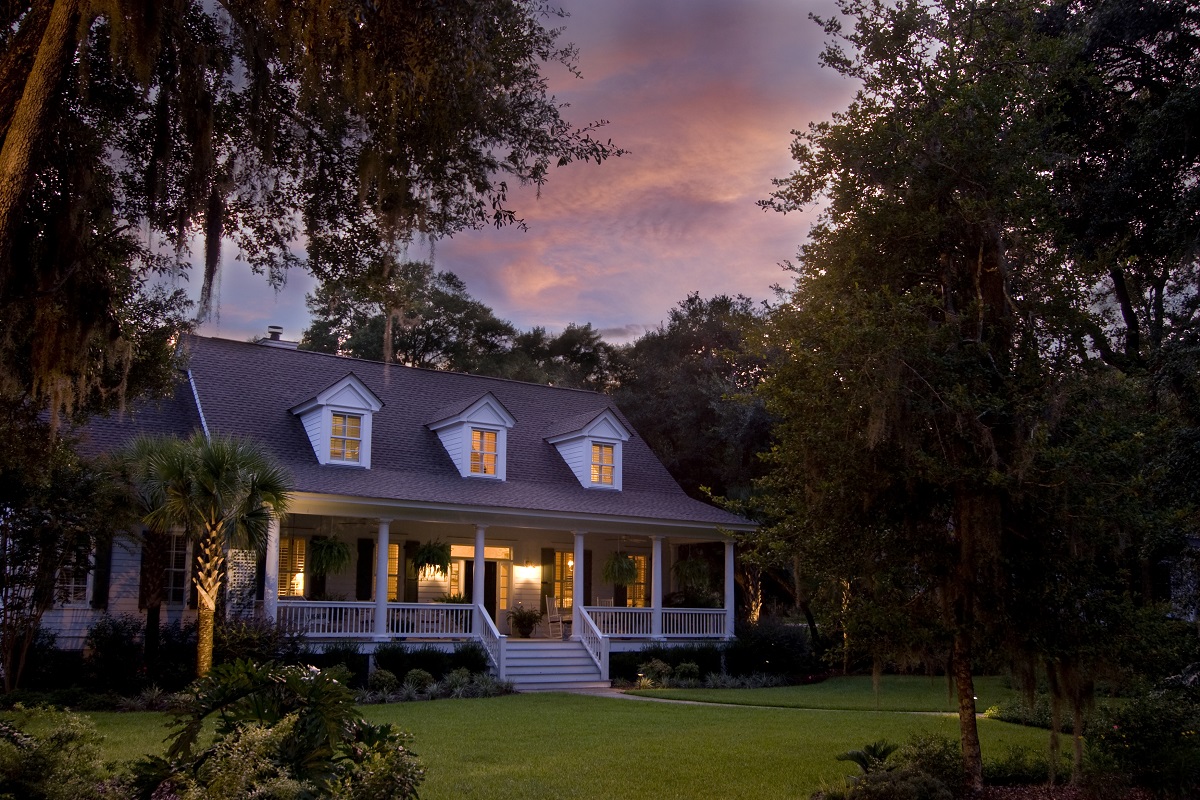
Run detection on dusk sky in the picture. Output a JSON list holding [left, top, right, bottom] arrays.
[[194, 0, 858, 345]]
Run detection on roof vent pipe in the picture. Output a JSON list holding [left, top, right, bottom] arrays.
[[267, 325, 283, 341]]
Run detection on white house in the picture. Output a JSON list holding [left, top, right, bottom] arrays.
[[46, 332, 755, 690]]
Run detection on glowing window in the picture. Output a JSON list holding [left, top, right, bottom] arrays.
[[470, 429, 498, 475], [554, 550, 575, 608], [590, 443, 615, 485], [279, 535, 306, 598], [330, 413, 361, 462]]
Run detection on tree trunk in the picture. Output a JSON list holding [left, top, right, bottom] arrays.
[[952, 632, 984, 793], [195, 606, 214, 677], [0, 0, 81, 258], [193, 527, 225, 678]]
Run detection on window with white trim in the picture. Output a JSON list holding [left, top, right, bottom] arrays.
[[470, 429, 498, 476], [591, 442, 615, 486], [59, 544, 90, 605], [165, 532, 189, 603], [330, 413, 362, 463]]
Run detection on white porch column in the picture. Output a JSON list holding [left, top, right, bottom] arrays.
[[473, 524, 487, 614], [724, 540, 736, 639], [650, 535, 664, 639], [374, 519, 391, 639], [572, 530, 585, 638], [263, 516, 280, 622]]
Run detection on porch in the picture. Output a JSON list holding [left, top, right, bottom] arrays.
[[255, 511, 738, 688]]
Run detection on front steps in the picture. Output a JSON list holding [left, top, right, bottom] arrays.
[[503, 639, 610, 692]]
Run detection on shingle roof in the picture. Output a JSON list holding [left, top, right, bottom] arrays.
[[81, 335, 753, 532]]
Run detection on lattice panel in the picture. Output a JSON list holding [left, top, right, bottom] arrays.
[[226, 547, 258, 617]]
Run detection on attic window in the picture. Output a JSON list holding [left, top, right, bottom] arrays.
[[471, 429, 498, 475], [591, 443, 615, 485], [330, 413, 362, 463]]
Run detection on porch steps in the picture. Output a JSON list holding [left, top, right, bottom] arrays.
[[503, 639, 610, 692]]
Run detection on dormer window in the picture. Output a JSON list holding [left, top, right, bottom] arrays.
[[290, 373, 383, 468], [546, 408, 631, 491], [471, 429, 498, 475], [330, 413, 362, 463], [428, 393, 517, 480], [591, 442, 615, 485]]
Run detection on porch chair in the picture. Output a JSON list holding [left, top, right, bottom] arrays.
[[594, 596, 614, 606], [545, 595, 569, 639]]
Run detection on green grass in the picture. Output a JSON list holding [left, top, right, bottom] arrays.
[[628, 674, 1019, 712], [83, 689, 1048, 799]]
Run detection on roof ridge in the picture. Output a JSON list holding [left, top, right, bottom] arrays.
[[185, 334, 609, 397]]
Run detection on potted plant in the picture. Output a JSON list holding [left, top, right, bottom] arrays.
[[672, 557, 711, 595], [506, 603, 544, 638], [412, 539, 451, 578]]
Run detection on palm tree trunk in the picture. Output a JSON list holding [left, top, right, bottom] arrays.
[[195, 606, 214, 677], [193, 527, 225, 677]]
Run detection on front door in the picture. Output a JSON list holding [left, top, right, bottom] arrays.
[[463, 560, 498, 619]]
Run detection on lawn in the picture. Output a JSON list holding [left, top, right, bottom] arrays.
[[628, 674, 1019, 712], [85, 688, 1048, 799]]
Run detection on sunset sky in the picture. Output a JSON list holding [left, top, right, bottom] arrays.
[[195, 0, 858, 345]]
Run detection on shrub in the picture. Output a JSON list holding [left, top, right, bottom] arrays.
[[674, 661, 701, 682], [132, 660, 423, 799], [215, 615, 305, 666], [0, 706, 121, 798], [449, 641, 490, 674], [725, 619, 820, 678], [17, 630, 84, 692], [610, 644, 724, 682], [982, 693, 1083, 733], [894, 733, 962, 796], [983, 745, 1050, 786], [149, 620, 198, 691], [406, 645, 451, 679], [367, 668, 399, 694], [84, 614, 145, 694], [1087, 680, 1200, 797], [637, 658, 672, 685], [439, 668, 473, 698], [373, 642, 410, 677], [403, 669, 435, 693], [845, 769, 953, 800], [306, 641, 369, 688]]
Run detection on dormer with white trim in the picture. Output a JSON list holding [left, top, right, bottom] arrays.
[[427, 393, 517, 480], [546, 409, 631, 490], [289, 373, 383, 468]]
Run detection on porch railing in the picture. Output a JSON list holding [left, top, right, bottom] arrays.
[[662, 609, 726, 637], [475, 605, 507, 680], [385, 603, 474, 637], [574, 607, 609, 680], [277, 601, 376, 637], [585, 607, 652, 636]]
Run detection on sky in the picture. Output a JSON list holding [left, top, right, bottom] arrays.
[[193, 0, 858, 345]]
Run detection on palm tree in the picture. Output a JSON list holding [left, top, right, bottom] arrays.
[[128, 432, 291, 677]]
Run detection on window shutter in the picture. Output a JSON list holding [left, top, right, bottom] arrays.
[[403, 540, 419, 602], [91, 537, 112, 610], [355, 539, 374, 601], [583, 550, 592, 609], [540, 548, 555, 613]]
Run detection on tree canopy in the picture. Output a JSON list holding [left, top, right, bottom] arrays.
[[0, 1, 622, 418], [758, 0, 1199, 788]]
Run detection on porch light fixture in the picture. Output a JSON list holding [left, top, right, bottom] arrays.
[[567, 558, 574, 568]]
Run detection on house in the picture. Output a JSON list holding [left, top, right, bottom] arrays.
[[44, 332, 755, 690]]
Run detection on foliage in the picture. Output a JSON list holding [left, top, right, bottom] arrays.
[[1086, 679, 1200, 798], [149, 620, 199, 692], [214, 616, 303, 669], [367, 669, 399, 695], [135, 659, 423, 799], [0, 406, 135, 692], [671, 558, 712, 596], [816, 769, 953, 800], [836, 740, 898, 777], [756, 0, 1200, 787], [602, 552, 639, 587], [724, 619, 821, 678], [412, 540, 451, 579], [306, 641, 369, 689], [0, 1, 622, 416], [637, 659, 672, 686], [83, 614, 145, 696], [614, 293, 773, 501], [123, 432, 291, 677], [403, 669, 435, 694], [0, 706, 120, 800], [506, 604, 543, 637], [306, 537, 353, 578], [894, 734, 963, 796]]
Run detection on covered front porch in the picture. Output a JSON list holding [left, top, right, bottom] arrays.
[[252, 504, 739, 686]]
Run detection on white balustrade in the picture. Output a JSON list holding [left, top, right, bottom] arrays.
[[574, 607, 609, 679], [386, 603, 475, 637], [474, 605, 507, 679], [662, 609, 726, 637], [276, 601, 376, 637], [585, 607, 652, 636]]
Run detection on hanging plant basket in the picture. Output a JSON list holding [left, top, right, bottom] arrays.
[[602, 552, 639, 587], [307, 537, 353, 577], [413, 539, 451, 578], [672, 558, 711, 595]]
